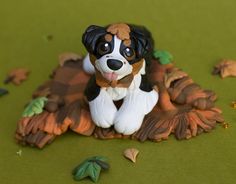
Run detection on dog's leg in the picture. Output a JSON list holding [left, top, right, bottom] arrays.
[[85, 76, 117, 128], [114, 88, 158, 135]]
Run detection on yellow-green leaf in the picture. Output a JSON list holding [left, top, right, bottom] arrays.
[[22, 97, 48, 117]]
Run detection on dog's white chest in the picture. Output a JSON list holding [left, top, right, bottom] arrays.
[[105, 73, 142, 101], [105, 87, 128, 101]]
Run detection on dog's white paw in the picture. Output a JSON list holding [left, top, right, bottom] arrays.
[[114, 110, 144, 135], [140, 89, 159, 114], [114, 89, 158, 135], [89, 89, 117, 128]]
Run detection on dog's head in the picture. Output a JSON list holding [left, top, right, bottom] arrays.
[[82, 23, 153, 81]]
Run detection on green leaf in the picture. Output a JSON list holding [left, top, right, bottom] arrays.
[[73, 161, 91, 180], [153, 50, 173, 65], [93, 159, 110, 170], [91, 156, 108, 162], [72, 156, 109, 183], [88, 162, 101, 182], [22, 97, 48, 117]]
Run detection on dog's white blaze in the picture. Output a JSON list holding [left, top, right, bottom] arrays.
[[99, 36, 133, 79]]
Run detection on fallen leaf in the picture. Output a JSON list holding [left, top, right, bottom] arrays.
[[212, 59, 236, 78], [231, 101, 236, 109], [123, 148, 139, 163], [58, 52, 82, 66], [153, 50, 173, 65], [16, 150, 22, 156], [164, 68, 188, 88], [72, 156, 109, 183], [4, 68, 30, 85], [22, 97, 48, 117], [0, 88, 9, 97], [222, 122, 229, 129], [32, 87, 51, 98]]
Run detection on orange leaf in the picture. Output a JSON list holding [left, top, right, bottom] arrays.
[[5, 68, 30, 85]]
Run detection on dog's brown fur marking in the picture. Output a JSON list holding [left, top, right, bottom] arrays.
[[105, 34, 113, 42], [123, 39, 131, 46], [107, 23, 131, 41], [132, 59, 144, 75]]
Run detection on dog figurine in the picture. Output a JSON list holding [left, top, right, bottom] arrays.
[[82, 23, 159, 135]]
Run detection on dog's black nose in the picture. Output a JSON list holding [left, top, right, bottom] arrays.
[[107, 59, 123, 70]]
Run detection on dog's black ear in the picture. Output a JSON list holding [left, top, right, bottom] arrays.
[[130, 25, 154, 59], [82, 25, 107, 54]]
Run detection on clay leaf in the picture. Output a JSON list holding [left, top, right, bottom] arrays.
[[123, 148, 139, 163], [164, 69, 188, 88], [5, 68, 30, 85], [33, 87, 51, 98], [72, 156, 109, 183], [73, 161, 101, 182], [153, 50, 173, 65], [58, 52, 82, 67], [213, 60, 236, 78], [220, 61, 236, 78], [22, 97, 48, 117], [0, 88, 9, 97], [106, 23, 131, 40]]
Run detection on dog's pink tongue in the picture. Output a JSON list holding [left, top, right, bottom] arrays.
[[103, 72, 118, 81]]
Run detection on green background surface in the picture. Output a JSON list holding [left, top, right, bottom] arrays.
[[0, 0, 236, 184]]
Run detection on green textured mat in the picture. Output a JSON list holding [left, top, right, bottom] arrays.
[[0, 0, 236, 183]]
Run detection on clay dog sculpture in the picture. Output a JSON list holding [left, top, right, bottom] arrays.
[[82, 23, 158, 135]]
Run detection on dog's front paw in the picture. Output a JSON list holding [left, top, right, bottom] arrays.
[[136, 89, 159, 114], [89, 89, 117, 128], [113, 89, 158, 135], [114, 111, 144, 135]]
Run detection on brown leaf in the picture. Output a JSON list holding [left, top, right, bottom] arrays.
[[213, 59, 236, 78], [33, 87, 51, 98], [222, 122, 229, 129], [5, 68, 30, 85], [164, 68, 188, 88], [123, 148, 139, 163], [58, 52, 82, 66]]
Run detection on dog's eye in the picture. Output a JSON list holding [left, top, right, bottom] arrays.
[[97, 42, 111, 55], [123, 47, 135, 60]]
